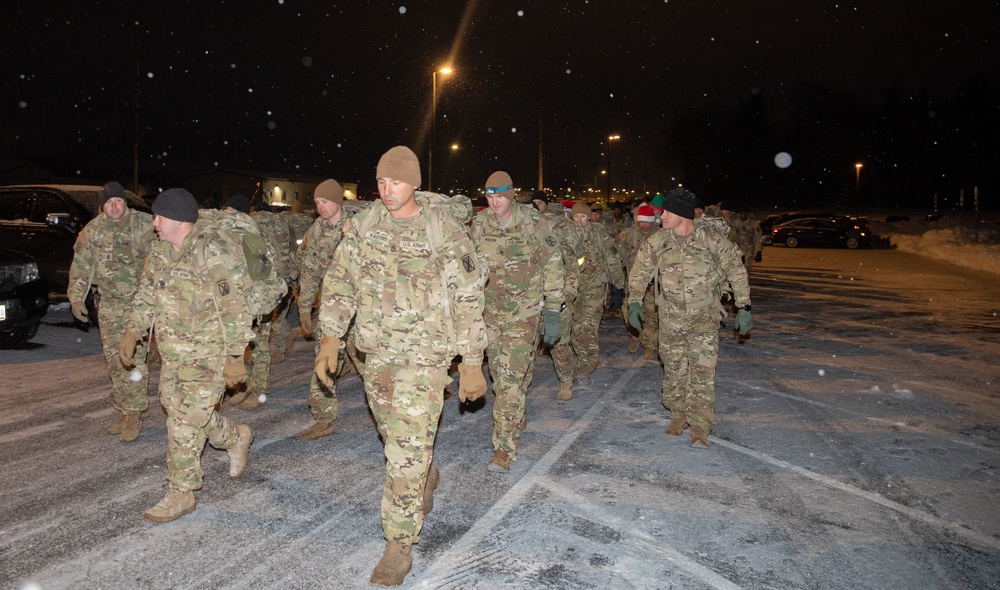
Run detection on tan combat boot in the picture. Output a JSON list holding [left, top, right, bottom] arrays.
[[143, 486, 196, 523], [557, 381, 573, 401], [487, 449, 511, 472], [643, 347, 657, 360], [106, 413, 127, 435], [228, 387, 252, 406], [228, 424, 254, 478], [370, 541, 413, 586], [422, 464, 440, 515], [120, 413, 142, 442], [665, 412, 687, 436], [628, 338, 641, 353], [238, 394, 262, 410], [690, 427, 710, 448], [297, 421, 334, 441]]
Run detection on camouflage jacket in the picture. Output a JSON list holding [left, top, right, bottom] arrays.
[[540, 208, 584, 302], [616, 224, 658, 272], [579, 221, 625, 291], [297, 213, 350, 308], [252, 210, 297, 280], [628, 217, 750, 314], [472, 203, 564, 319], [127, 221, 255, 362], [317, 193, 486, 367], [282, 210, 315, 248], [67, 208, 155, 305], [729, 215, 762, 258]]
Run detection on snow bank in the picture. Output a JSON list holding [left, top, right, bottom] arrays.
[[870, 214, 1000, 276]]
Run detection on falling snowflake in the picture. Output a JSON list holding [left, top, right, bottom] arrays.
[[399, 6, 406, 14], [774, 152, 792, 168]]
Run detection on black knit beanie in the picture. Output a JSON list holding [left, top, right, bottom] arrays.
[[98, 181, 127, 209], [153, 188, 200, 222], [662, 188, 698, 220], [225, 194, 252, 214]]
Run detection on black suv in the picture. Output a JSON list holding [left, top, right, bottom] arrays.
[[0, 184, 150, 298], [0, 247, 48, 347]]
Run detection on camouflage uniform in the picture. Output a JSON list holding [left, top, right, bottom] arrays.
[[571, 220, 625, 377], [127, 221, 255, 492], [228, 210, 297, 406], [539, 207, 584, 388], [472, 203, 563, 460], [628, 216, 750, 434], [729, 213, 762, 271], [68, 208, 155, 420], [296, 212, 350, 425], [273, 209, 316, 355], [317, 191, 486, 545], [616, 223, 659, 354]]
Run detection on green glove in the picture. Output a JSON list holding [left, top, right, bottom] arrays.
[[541, 309, 561, 346], [736, 309, 753, 335], [627, 302, 645, 330]]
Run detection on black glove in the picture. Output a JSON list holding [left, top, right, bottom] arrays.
[[754, 251, 762, 263], [609, 286, 624, 311]]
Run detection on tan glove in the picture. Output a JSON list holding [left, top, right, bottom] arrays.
[[314, 336, 341, 388], [299, 303, 314, 337], [118, 330, 140, 367], [71, 301, 89, 323], [457, 364, 487, 402], [223, 355, 247, 388]]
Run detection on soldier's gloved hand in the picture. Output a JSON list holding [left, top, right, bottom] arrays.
[[299, 303, 314, 337], [314, 336, 341, 388], [118, 330, 140, 367], [736, 309, 753, 336], [223, 355, 247, 388], [627, 302, 645, 330], [71, 301, 89, 323], [457, 364, 487, 403], [609, 286, 624, 311], [541, 309, 561, 346]]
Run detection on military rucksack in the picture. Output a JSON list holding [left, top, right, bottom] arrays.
[[198, 209, 289, 316], [251, 210, 296, 280]]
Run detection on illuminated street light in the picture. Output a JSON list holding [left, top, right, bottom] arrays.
[[855, 162, 863, 202], [607, 134, 620, 200], [428, 66, 453, 191]]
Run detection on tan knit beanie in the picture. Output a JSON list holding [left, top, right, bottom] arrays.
[[376, 146, 422, 187], [484, 171, 515, 200], [571, 202, 592, 217], [314, 179, 344, 204]]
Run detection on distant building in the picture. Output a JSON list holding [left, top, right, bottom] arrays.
[[0, 161, 59, 185], [183, 168, 359, 209]]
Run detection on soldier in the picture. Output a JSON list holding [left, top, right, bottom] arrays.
[[119, 188, 255, 523], [249, 201, 299, 368], [564, 202, 625, 398], [531, 192, 585, 401], [730, 208, 763, 271], [627, 188, 752, 448], [68, 181, 155, 442], [273, 200, 317, 360], [315, 146, 487, 586], [473, 172, 564, 471], [296, 179, 353, 441], [616, 203, 660, 359]]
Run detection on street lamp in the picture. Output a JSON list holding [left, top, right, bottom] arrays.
[[428, 66, 453, 191], [607, 134, 620, 200], [855, 162, 863, 202]]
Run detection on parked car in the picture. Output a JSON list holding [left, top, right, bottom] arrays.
[[0, 247, 48, 348], [770, 217, 870, 249], [0, 184, 149, 299], [760, 212, 838, 245]]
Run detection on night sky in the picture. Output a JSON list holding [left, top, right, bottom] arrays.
[[2, 1, 998, 198]]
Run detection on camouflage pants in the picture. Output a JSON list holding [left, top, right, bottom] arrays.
[[159, 357, 240, 491], [549, 298, 576, 384], [269, 294, 294, 358], [624, 283, 658, 352], [98, 298, 149, 414], [307, 324, 346, 424], [570, 280, 607, 376], [361, 355, 448, 545], [657, 309, 720, 432], [246, 317, 272, 397], [485, 312, 541, 457]]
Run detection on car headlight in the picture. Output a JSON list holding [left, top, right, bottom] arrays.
[[24, 262, 41, 283]]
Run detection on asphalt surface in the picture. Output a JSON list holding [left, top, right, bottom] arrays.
[[2, 246, 999, 590]]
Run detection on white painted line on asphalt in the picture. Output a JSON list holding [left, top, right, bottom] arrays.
[[534, 475, 746, 590], [0, 421, 65, 444], [759, 383, 1000, 456], [711, 436, 1000, 551], [415, 357, 742, 589]]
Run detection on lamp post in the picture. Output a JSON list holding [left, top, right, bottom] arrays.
[[855, 163, 863, 203], [606, 134, 620, 201], [428, 67, 453, 192]]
